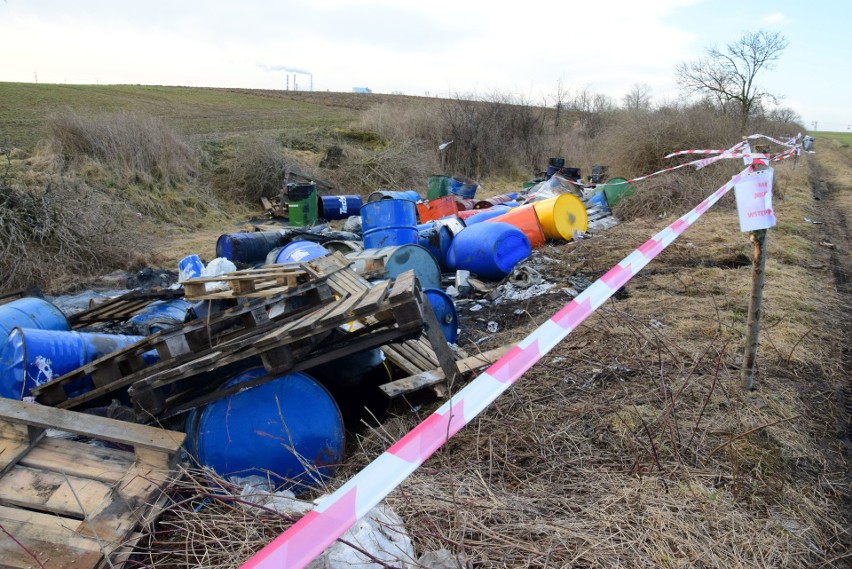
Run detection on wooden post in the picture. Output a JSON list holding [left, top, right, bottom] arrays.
[[741, 227, 767, 390]]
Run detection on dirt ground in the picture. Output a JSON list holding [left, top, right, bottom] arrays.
[[136, 147, 851, 568]]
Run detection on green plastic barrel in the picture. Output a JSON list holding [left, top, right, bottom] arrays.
[[287, 182, 318, 226], [602, 177, 634, 208], [426, 175, 450, 200]]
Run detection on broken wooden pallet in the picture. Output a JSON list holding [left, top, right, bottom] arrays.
[[0, 398, 184, 569], [180, 264, 308, 300], [67, 289, 185, 329], [380, 345, 510, 398]]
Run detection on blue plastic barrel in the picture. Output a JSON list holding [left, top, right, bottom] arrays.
[[0, 328, 158, 400], [216, 231, 287, 264], [347, 245, 441, 289], [418, 225, 453, 270], [0, 298, 69, 348], [424, 288, 459, 343], [319, 195, 363, 220], [272, 240, 330, 264], [127, 299, 193, 335], [178, 254, 204, 280], [184, 367, 345, 488], [446, 222, 532, 280], [585, 190, 610, 213], [464, 205, 512, 225], [367, 190, 421, 203], [360, 199, 418, 249], [448, 176, 478, 199]]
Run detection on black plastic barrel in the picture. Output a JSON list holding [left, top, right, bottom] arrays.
[[216, 231, 287, 264]]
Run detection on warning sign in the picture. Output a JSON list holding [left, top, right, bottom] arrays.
[[735, 167, 776, 232]]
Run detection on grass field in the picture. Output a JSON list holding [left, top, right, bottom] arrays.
[[0, 82, 370, 148], [815, 130, 852, 145]]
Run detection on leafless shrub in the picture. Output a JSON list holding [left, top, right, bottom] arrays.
[[212, 137, 311, 203], [46, 110, 198, 183], [0, 171, 150, 292], [325, 139, 433, 194]]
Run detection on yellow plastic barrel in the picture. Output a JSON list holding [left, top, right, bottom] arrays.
[[531, 194, 588, 241]]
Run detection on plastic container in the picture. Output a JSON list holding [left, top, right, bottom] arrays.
[[484, 204, 546, 249], [184, 367, 344, 488], [346, 245, 441, 289], [424, 288, 459, 343], [287, 182, 319, 226], [272, 240, 329, 264], [0, 328, 158, 400], [366, 190, 421, 203], [458, 205, 511, 224], [602, 177, 634, 208], [416, 194, 458, 223], [178, 254, 204, 281], [448, 176, 478, 199], [215, 231, 287, 264], [446, 222, 532, 280], [127, 299, 193, 335], [0, 298, 69, 349], [585, 189, 610, 213], [318, 195, 362, 220], [418, 224, 453, 270], [531, 194, 589, 240], [426, 175, 451, 200], [360, 199, 419, 249]]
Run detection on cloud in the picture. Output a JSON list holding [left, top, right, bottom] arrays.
[[763, 12, 785, 24]]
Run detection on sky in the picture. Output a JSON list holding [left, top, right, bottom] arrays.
[[1, 0, 848, 132]]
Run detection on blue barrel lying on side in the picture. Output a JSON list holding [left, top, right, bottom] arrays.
[[446, 222, 532, 281], [0, 328, 159, 400], [347, 245, 441, 289], [127, 299, 193, 335], [367, 190, 421, 203], [272, 240, 330, 264], [318, 195, 363, 220], [424, 288, 459, 343], [216, 231, 287, 264], [184, 367, 345, 489], [0, 298, 69, 349]]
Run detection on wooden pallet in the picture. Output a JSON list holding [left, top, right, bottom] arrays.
[[31, 273, 336, 409], [0, 398, 184, 569], [380, 345, 510, 398], [67, 289, 185, 330], [128, 269, 429, 419], [180, 264, 308, 300]]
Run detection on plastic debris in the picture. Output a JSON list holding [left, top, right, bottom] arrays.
[[486, 321, 499, 333], [200, 257, 238, 292]]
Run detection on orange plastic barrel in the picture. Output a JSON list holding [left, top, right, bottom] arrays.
[[531, 194, 588, 240], [416, 194, 458, 222], [484, 203, 545, 249]]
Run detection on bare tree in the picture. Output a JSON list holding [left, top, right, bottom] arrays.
[[675, 30, 788, 129], [623, 83, 652, 111]]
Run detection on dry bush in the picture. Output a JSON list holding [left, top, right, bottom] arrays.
[[0, 167, 150, 292], [356, 100, 444, 146], [46, 110, 198, 183], [324, 139, 435, 195], [211, 137, 312, 203]]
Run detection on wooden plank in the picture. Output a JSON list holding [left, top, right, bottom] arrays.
[[0, 530, 104, 568], [380, 346, 511, 398], [0, 465, 112, 519], [20, 438, 133, 483], [318, 288, 370, 324], [0, 399, 184, 455], [380, 345, 422, 376]]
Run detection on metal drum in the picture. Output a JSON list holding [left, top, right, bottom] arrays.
[[0, 298, 69, 349], [418, 224, 454, 270], [448, 176, 478, 199], [360, 199, 418, 249], [347, 245, 441, 289], [318, 195, 362, 220], [184, 367, 345, 489], [215, 231, 287, 264], [366, 190, 421, 203]]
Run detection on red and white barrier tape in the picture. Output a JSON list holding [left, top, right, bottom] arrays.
[[241, 164, 755, 569]]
